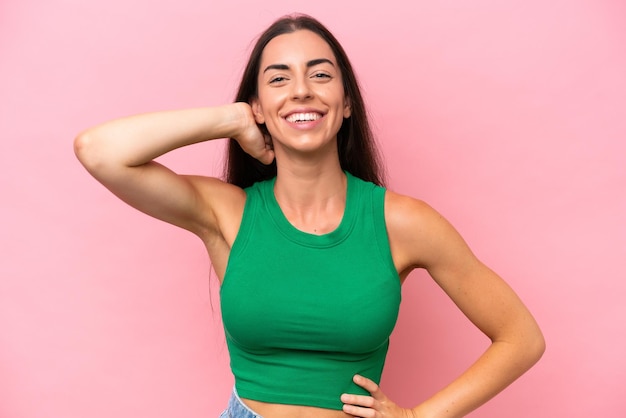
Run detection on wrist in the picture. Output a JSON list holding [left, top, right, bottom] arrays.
[[410, 405, 435, 418], [229, 102, 256, 138], [202, 103, 250, 140]]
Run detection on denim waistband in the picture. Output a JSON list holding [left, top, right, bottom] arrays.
[[219, 387, 263, 418]]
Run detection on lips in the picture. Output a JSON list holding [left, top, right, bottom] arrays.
[[285, 112, 323, 123], [282, 107, 326, 124]]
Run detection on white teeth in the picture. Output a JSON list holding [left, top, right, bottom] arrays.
[[286, 112, 321, 123]]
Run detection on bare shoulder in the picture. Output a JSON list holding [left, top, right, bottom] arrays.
[[384, 190, 476, 274], [384, 190, 440, 233]]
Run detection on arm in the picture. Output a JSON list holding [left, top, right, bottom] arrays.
[[342, 192, 544, 418], [74, 103, 274, 237], [392, 192, 545, 417]]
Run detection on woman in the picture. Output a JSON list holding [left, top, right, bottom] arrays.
[[75, 14, 545, 418]]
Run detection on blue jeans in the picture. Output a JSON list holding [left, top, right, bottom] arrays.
[[219, 387, 264, 418]]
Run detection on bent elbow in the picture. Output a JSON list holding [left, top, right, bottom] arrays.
[[530, 328, 546, 364], [74, 129, 112, 174], [516, 323, 546, 369], [74, 130, 96, 168], [498, 319, 546, 369]]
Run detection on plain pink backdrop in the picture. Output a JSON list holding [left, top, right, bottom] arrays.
[[1, 0, 624, 417]]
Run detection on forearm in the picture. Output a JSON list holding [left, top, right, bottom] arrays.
[[74, 103, 246, 169], [412, 336, 545, 418]]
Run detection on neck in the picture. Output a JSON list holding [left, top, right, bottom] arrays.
[[273, 158, 347, 235], [273, 138, 346, 200]]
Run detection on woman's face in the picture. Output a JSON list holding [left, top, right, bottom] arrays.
[[252, 29, 351, 156]]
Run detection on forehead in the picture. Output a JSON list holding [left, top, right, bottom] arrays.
[[260, 29, 337, 67]]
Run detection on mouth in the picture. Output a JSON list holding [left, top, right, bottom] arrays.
[[284, 112, 324, 123]]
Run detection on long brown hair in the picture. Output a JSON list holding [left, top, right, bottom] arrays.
[[224, 14, 385, 188]]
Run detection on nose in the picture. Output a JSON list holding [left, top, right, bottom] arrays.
[[291, 76, 312, 100]]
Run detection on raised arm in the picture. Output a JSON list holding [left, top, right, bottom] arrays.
[[74, 103, 274, 238], [387, 192, 545, 417]]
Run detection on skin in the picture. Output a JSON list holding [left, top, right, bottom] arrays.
[[74, 29, 545, 418]]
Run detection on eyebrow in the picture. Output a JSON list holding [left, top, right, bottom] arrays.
[[262, 58, 335, 73]]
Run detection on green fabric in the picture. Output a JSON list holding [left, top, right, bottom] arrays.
[[221, 172, 401, 410]]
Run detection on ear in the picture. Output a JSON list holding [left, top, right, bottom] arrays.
[[251, 98, 265, 124], [343, 97, 352, 118]]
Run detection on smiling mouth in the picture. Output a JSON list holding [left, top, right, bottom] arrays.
[[285, 112, 323, 123]]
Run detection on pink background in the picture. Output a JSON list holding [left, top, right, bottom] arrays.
[[1, 0, 624, 417]]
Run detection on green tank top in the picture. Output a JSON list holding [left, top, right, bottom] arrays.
[[220, 172, 401, 410]]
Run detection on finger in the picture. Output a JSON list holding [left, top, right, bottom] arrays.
[[342, 403, 377, 418], [258, 150, 275, 165], [353, 374, 384, 400], [341, 393, 376, 408], [252, 135, 273, 165], [251, 138, 274, 164]]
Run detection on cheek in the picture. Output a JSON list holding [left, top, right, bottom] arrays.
[[256, 92, 284, 115], [262, 116, 283, 139]]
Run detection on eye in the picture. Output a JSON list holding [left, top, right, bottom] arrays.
[[269, 76, 288, 84], [312, 72, 331, 80]]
